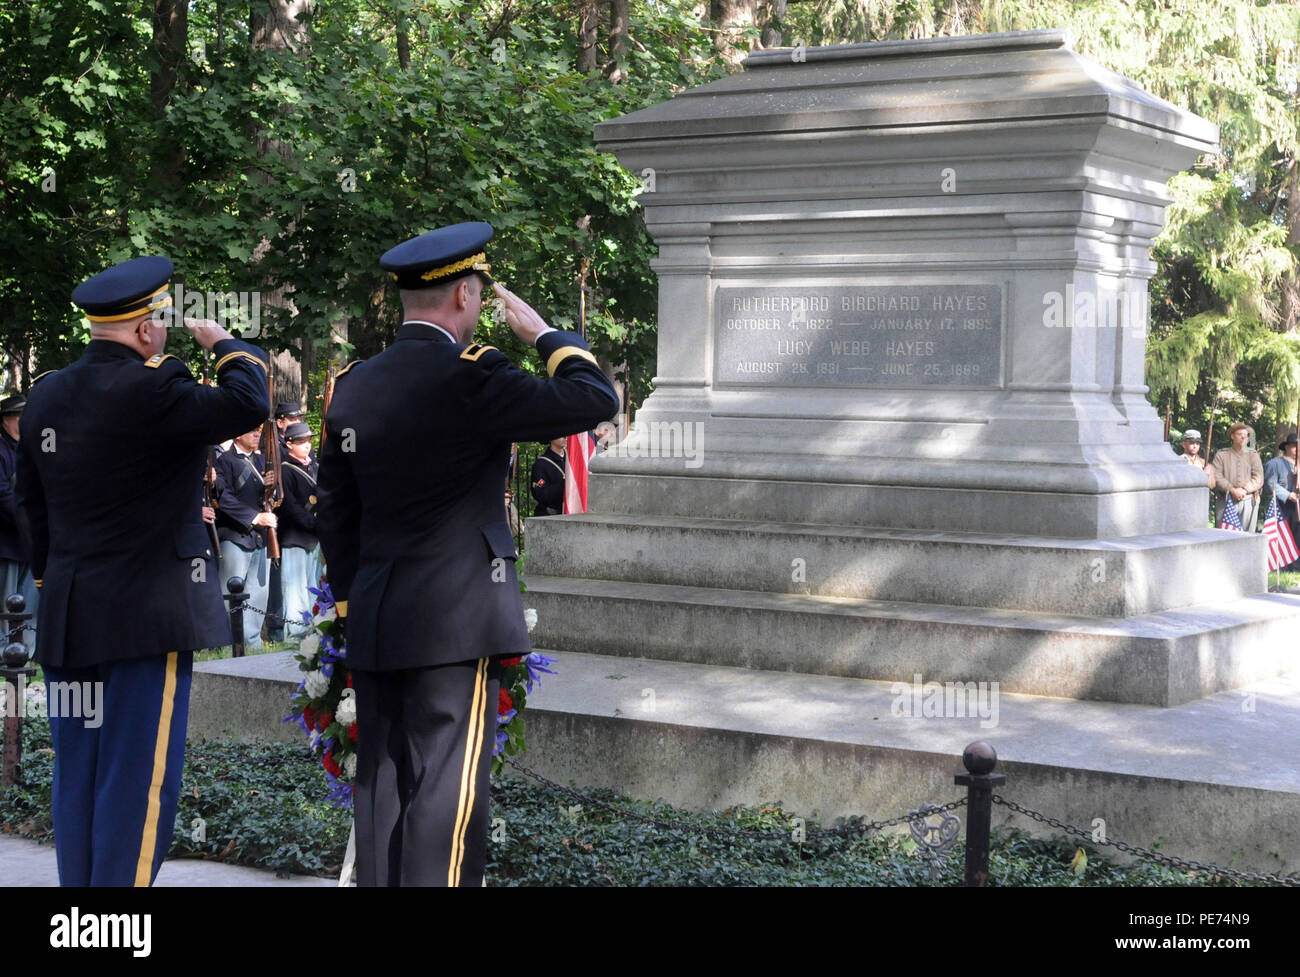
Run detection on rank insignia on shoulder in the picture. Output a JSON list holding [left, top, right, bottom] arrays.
[[144, 354, 178, 369], [31, 369, 58, 386], [460, 343, 497, 362], [335, 360, 364, 380]]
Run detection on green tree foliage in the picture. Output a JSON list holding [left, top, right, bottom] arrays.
[[1, 0, 726, 410]]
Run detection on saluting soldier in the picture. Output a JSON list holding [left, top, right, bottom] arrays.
[[278, 420, 321, 639], [213, 428, 277, 649], [16, 256, 269, 886], [317, 222, 617, 886]]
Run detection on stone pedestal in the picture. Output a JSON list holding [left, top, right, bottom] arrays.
[[527, 29, 1300, 705]]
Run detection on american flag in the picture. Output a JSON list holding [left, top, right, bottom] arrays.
[[1219, 495, 1243, 531], [1264, 496, 1298, 570], [563, 431, 597, 514]]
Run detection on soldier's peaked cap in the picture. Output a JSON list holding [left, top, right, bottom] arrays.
[[381, 222, 494, 289], [71, 255, 174, 322]]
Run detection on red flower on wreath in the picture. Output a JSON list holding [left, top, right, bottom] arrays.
[[318, 709, 335, 731], [498, 689, 514, 715], [322, 750, 342, 777], [500, 656, 522, 667], [348, 722, 358, 742], [302, 705, 318, 730], [347, 673, 353, 689]]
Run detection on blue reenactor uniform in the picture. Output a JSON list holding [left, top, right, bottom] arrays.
[[317, 222, 617, 886], [278, 420, 320, 638], [213, 439, 273, 649], [16, 255, 269, 886]]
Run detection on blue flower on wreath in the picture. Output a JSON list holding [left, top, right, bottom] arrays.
[[523, 652, 556, 694], [325, 771, 354, 809], [493, 728, 509, 756], [308, 583, 336, 609]]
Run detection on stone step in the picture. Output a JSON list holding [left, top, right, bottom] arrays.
[[523, 574, 1300, 706], [585, 470, 1208, 538], [188, 650, 1300, 875], [526, 513, 1259, 616]]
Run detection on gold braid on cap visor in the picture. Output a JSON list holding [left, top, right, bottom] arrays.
[[392, 252, 492, 283], [84, 285, 173, 323]]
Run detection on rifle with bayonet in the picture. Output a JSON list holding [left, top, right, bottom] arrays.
[[260, 361, 282, 562]]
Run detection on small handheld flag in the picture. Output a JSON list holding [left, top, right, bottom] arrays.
[[1264, 496, 1298, 570], [1219, 495, 1243, 531]]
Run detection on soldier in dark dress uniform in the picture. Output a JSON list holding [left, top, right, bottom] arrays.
[[213, 428, 277, 649], [317, 222, 616, 886], [278, 420, 320, 639], [16, 255, 269, 886]]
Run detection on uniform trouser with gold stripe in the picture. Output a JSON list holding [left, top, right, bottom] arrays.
[[43, 652, 192, 886], [352, 659, 500, 886]]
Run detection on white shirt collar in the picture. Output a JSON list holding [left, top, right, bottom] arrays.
[[403, 320, 457, 344]]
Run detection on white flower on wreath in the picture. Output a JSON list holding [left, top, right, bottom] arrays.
[[336, 687, 357, 726], [317, 606, 338, 623], [299, 632, 321, 660], [524, 608, 538, 633], [343, 753, 357, 779], [304, 668, 330, 699]]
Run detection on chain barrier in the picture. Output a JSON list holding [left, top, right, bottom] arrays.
[[504, 756, 967, 842], [215, 623, 1299, 885], [993, 795, 1299, 886]]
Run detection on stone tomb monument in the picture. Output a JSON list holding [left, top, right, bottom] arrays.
[[526, 29, 1300, 707]]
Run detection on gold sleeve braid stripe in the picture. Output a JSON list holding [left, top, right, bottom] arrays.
[[545, 345, 598, 377], [214, 351, 267, 374]]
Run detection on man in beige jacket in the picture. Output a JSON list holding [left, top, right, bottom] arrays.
[[1211, 422, 1264, 531]]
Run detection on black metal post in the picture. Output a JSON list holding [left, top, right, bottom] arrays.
[[224, 577, 248, 658], [954, 740, 1006, 887], [1, 594, 36, 790]]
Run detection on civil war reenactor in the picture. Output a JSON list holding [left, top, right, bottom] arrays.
[[265, 402, 303, 641], [16, 255, 269, 886], [0, 394, 37, 652], [213, 427, 278, 649], [530, 436, 567, 516], [317, 222, 617, 886], [278, 419, 321, 639]]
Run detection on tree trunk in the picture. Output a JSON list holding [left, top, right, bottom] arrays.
[[761, 0, 786, 48], [577, 0, 599, 73], [608, 0, 629, 82], [397, 7, 410, 71], [249, 1, 314, 405], [710, 0, 760, 65], [150, 0, 188, 186]]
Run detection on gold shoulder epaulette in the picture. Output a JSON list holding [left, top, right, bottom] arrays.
[[31, 369, 57, 386], [143, 353, 179, 369], [336, 359, 364, 380], [460, 343, 497, 362]]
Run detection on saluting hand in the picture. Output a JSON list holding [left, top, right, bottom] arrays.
[[492, 283, 552, 347], [185, 317, 235, 351]]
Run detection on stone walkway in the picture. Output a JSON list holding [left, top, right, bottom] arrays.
[[0, 834, 335, 887]]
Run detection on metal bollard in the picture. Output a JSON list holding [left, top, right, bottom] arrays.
[[1, 594, 36, 790], [223, 577, 249, 658], [954, 740, 1005, 887]]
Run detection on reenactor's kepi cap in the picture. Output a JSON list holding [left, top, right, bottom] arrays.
[[381, 222, 494, 289], [275, 402, 305, 419], [1181, 429, 1201, 441], [0, 395, 26, 415], [71, 255, 174, 322], [285, 421, 312, 440]]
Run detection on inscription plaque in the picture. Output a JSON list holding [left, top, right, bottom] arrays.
[[714, 284, 1003, 388]]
